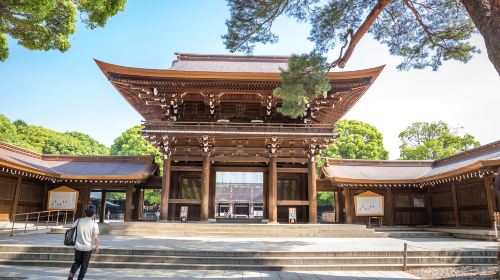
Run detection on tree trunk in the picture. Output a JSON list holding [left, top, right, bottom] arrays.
[[461, 0, 500, 75]]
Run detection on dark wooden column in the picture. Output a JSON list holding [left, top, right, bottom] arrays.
[[451, 182, 460, 227], [160, 156, 172, 221], [426, 187, 433, 226], [268, 156, 277, 223], [10, 176, 22, 221], [386, 187, 394, 226], [344, 187, 353, 224], [41, 182, 49, 211], [335, 190, 341, 223], [80, 187, 90, 218], [124, 186, 133, 222], [200, 153, 211, 221], [484, 176, 497, 227], [137, 189, 144, 220], [99, 191, 106, 223], [308, 159, 317, 224]]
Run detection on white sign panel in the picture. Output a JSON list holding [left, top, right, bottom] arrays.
[[355, 196, 384, 216], [49, 191, 77, 210]]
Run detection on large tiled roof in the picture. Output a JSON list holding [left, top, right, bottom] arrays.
[[323, 140, 500, 183], [169, 53, 289, 73], [0, 141, 157, 180]]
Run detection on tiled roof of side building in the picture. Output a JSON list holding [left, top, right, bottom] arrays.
[[322, 140, 500, 182], [0, 141, 157, 180]]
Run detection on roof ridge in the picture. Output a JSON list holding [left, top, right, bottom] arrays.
[[0, 141, 155, 162], [0, 141, 43, 159], [174, 53, 290, 63], [433, 139, 500, 167]]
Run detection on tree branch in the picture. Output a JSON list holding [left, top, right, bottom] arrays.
[[327, 0, 391, 71], [402, 0, 453, 52], [232, 0, 289, 51]]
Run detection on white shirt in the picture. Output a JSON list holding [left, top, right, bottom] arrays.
[[72, 217, 99, 251]]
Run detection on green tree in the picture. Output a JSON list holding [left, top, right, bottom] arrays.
[[399, 121, 480, 160], [322, 120, 389, 160], [224, 0, 499, 74], [144, 189, 161, 205], [43, 132, 109, 155], [0, 114, 109, 155], [273, 54, 331, 118], [0, 0, 126, 61], [0, 114, 20, 144], [110, 126, 162, 206], [317, 120, 388, 206], [110, 125, 159, 156]]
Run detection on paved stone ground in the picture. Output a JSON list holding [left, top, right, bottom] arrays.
[[0, 231, 497, 252], [0, 266, 421, 279]]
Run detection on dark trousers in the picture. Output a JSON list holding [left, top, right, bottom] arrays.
[[70, 249, 92, 280]]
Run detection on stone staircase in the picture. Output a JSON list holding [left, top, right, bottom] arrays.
[[0, 245, 495, 271], [374, 227, 498, 241], [95, 223, 389, 238]]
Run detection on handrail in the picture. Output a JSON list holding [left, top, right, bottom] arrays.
[[10, 209, 76, 237], [145, 121, 334, 128]]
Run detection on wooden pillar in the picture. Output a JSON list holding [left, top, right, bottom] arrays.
[[426, 187, 433, 226], [200, 153, 211, 221], [124, 186, 133, 222], [386, 187, 394, 226], [344, 187, 353, 224], [308, 159, 317, 224], [334, 190, 340, 223], [451, 182, 460, 227], [484, 176, 497, 227], [41, 182, 49, 211], [160, 156, 171, 221], [268, 156, 277, 223], [10, 176, 22, 221], [99, 191, 106, 223], [137, 189, 144, 220], [80, 188, 90, 218]]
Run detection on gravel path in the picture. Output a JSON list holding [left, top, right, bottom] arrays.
[[408, 265, 498, 280]]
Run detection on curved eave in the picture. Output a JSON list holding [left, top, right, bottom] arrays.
[[326, 160, 499, 185], [95, 59, 385, 82]]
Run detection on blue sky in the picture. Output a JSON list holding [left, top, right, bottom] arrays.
[[1, 1, 499, 159]]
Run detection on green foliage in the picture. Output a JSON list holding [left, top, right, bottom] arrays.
[[273, 54, 331, 118], [110, 125, 162, 169], [0, 114, 109, 155], [0, 0, 126, 61], [317, 192, 334, 207], [399, 121, 480, 160], [144, 189, 161, 205], [322, 120, 389, 160], [106, 192, 126, 200], [0, 114, 19, 144], [224, 0, 480, 71], [43, 132, 109, 155]]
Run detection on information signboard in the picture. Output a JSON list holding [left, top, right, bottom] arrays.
[[354, 191, 384, 216], [288, 207, 296, 224], [180, 206, 188, 222], [48, 186, 79, 211]]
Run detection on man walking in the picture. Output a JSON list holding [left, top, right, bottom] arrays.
[[68, 204, 100, 280]]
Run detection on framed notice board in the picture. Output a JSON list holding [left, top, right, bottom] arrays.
[[354, 191, 384, 216], [48, 186, 79, 211]]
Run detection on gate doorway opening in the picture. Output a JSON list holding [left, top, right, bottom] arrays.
[[215, 172, 264, 221]]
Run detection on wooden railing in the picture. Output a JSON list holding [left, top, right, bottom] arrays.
[[493, 211, 500, 238], [10, 210, 76, 237]]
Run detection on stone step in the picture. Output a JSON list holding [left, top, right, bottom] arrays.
[[0, 259, 492, 271], [0, 252, 495, 265], [98, 230, 388, 238], [0, 246, 495, 257], [385, 231, 451, 238]]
